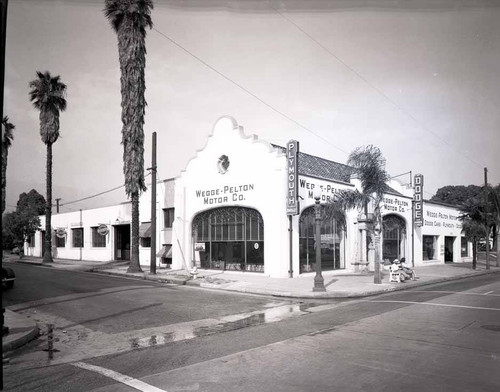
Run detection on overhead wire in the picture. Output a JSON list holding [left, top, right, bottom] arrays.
[[152, 26, 349, 156], [269, 4, 484, 168]]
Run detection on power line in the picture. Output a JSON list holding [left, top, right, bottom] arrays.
[[152, 26, 349, 156], [270, 5, 484, 168], [60, 172, 151, 207]]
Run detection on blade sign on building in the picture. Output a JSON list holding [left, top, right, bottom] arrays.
[[286, 140, 299, 215], [414, 174, 424, 227]]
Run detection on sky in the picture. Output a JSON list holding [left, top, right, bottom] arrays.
[[4, 0, 500, 214]]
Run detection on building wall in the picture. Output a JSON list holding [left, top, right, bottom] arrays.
[[414, 201, 471, 266], [25, 117, 472, 275], [173, 116, 290, 277]]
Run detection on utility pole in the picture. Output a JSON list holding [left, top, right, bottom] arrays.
[[484, 168, 490, 270], [150, 132, 157, 274], [1, 1, 9, 390], [55, 198, 61, 213]]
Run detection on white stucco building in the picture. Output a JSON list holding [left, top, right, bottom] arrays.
[[26, 116, 472, 277]]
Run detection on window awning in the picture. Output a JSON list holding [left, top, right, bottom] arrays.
[[139, 222, 151, 238], [156, 244, 172, 258]]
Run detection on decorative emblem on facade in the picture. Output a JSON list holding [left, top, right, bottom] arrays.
[[217, 155, 230, 174]]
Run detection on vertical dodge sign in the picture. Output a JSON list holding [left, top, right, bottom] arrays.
[[286, 140, 299, 215], [414, 174, 424, 227]]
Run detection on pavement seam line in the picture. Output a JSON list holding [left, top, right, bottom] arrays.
[[412, 290, 500, 297], [366, 300, 500, 311], [72, 361, 167, 392]]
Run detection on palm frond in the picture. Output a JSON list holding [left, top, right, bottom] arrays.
[[28, 71, 67, 144], [104, 0, 154, 33], [2, 116, 15, 148]]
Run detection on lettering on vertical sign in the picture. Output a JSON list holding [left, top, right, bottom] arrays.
[[286, 140, 299, 215], [414, 174, 424, 227]]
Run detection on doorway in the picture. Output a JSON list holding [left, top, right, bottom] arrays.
[[445, 236, 455, 263], [114, 225, 130, 261]]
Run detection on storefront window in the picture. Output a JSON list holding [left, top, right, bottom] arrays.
[[192, 207, 264, 272], [461, 237, 468, 257], [382, 215, 406, 262], [423, 235, 437, 260], [299, 206, 345, 273]]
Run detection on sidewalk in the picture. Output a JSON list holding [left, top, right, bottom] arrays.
[[9, 255, 500, 298], [3, 255, 499, 354]]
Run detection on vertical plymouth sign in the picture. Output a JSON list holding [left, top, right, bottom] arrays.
[[286, 140, 299, 215], [414, 174, 424, 227]]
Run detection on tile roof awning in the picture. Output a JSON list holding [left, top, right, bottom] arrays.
[[139, 222, 151, 238], [156, 244, 172, 258]]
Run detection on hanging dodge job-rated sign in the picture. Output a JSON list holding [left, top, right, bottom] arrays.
[[286, 140, 299, 215], [414, 173, 424, 227]]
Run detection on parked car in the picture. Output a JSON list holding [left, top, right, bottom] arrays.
[[2, 267, 15, 290]]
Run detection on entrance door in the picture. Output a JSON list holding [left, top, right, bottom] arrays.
[[445, 236, 455, 263], [114, 225, 131, 261]]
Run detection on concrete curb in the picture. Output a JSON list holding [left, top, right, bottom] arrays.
[[91, 269, 200, 287], [2, 324, 40, 354], [90, 267, 500, 299]]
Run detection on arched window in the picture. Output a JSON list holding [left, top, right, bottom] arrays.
[[192, 207, 264, 272], [382, 214, 406, 262], [299, 206, 345, 273]]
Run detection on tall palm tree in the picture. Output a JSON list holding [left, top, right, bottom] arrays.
[[1, 116, 15, 214], [104, 0, 153, 273], [29, 71, 67, 263], [331, 145, 391, 284]]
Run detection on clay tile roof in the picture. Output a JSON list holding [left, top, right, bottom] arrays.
[[273, 144, 353, 183], [273, 144, 405, 197]]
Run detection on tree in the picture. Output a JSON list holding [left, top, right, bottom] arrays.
[[330, 145, 391, 284], [487, 184, 500, 267], [2, 209, 41, 253], [104, 0, 153, 273], [17, 189, 46, 215], [461, 220, 487, 270], [431, 185, 482, 206], [1, 116, 15, 213], [29, 71, 67, 263], [2, 190, 46, 251]]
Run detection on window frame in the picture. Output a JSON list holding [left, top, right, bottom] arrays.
[[91, 226, 107, 248], [72, 228, 84, 248]]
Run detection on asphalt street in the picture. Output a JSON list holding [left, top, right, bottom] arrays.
[[3, 264, 500, 391]]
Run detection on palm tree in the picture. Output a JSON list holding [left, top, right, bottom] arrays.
[[461, 219, 487, 270], [104, 0, 153, 273], [459, 195, 492, 269], [29, 71, 67, 263], [1, 116, 15, 214], [331, 145, 391, 284]]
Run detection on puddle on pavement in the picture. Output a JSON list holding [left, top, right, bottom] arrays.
[[128, 302, 316, 350]]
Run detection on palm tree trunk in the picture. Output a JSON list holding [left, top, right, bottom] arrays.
[[374, 222, 382, 284], [127, 191, 142, 273], [1, 147, 7, 214], [43, 142, 53, 263]]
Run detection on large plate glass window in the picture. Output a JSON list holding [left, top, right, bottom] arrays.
[[299, 205, 345, 273], [192, 207, 264, 272]]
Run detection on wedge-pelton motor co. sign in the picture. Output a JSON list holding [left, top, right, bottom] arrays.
[[286, 140, 299, 215]]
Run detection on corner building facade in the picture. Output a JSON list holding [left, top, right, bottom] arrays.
[[26, 116, 472, 277]]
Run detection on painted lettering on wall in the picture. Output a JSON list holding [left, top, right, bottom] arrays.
[[299, 179, 344, 202], [286, 140, 299, 215], [424, 209, 462, 229], [382, 197, 410, 213], [195, 184, 255, 205]]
